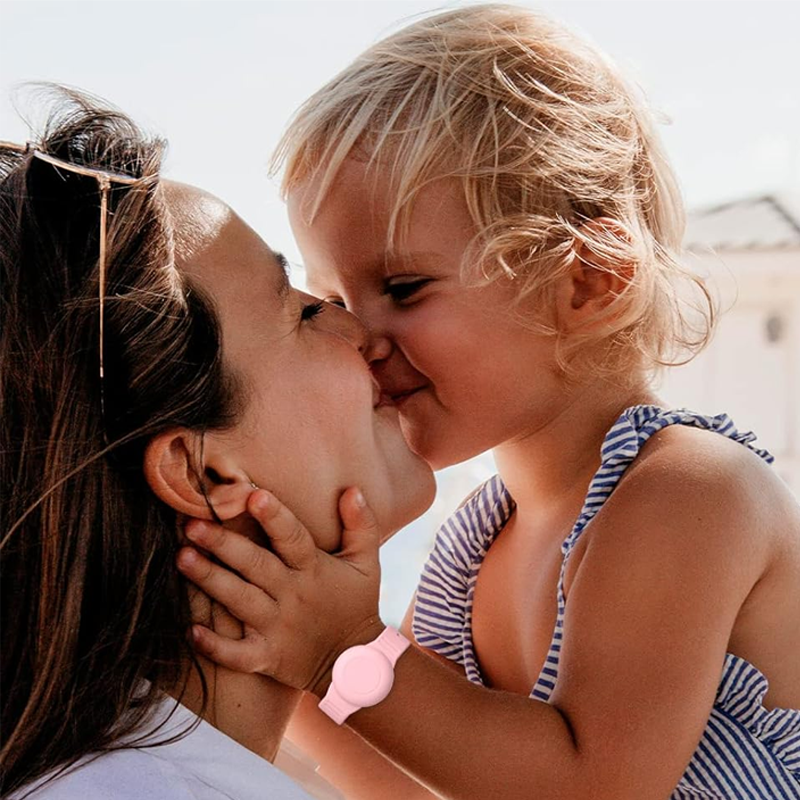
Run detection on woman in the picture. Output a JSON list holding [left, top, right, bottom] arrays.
[[0, 87, 435, 799]]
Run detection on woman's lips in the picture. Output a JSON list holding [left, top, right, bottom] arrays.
[[374, 380, 399, 409]]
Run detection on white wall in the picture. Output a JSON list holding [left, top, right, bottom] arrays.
[[658, 249, 800, 497]]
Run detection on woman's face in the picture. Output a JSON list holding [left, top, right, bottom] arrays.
[[167, 184, 435, 549], [288, 159, 568, 471]]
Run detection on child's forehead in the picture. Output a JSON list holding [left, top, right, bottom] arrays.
[[292, 155, 468, 230], [291, 156, 472, 257]]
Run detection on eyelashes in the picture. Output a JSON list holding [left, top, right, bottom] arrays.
[[312, 278, 433, 313], [300, 300, 326, 321], [385, 278, 432, 303]]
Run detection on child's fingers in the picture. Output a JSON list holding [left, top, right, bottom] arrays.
[[187, 584, 212, 627], [176, 547, 278, 628], [184, 518, 286, 592], [337, 487, 381, 573], [191, 625, 272, 675], [187, 584, 243, 639], [246, 489, 317, 571]]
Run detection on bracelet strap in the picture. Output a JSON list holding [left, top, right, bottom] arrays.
[[373, 626, 411, 665], [318, 685, 354, 726]]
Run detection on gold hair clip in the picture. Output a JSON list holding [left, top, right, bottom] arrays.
[[2, 139, 142, 445]]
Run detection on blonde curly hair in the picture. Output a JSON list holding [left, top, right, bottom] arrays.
[[272, 3, 717, 389]]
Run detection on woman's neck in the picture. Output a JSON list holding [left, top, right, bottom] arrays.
[[165, 577, 302, 763], [167, 653, 302, 762], [166, 516, 304, 761]]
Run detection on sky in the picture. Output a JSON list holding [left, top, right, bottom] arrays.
[[2, 0, 799, 269], [2, 0, 798, 623]]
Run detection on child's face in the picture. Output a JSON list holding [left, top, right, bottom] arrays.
[[289, 159, 569, 470]]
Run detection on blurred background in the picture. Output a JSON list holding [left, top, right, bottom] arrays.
[[2, 0, 797, 626]]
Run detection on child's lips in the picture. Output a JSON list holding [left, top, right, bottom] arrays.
[[388, 386, 425, 407]]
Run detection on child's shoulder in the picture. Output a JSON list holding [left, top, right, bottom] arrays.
[[550, 420, 800, 787], [584, 418, 793, 582], [628, 415, 784, 512]]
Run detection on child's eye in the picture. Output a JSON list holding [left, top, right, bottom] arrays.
[[300, 300, 326, 321], [385, 279, 432, 303], [324, 297, 347, 309]]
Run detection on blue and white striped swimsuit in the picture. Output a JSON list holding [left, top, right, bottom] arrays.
[[412, 404, 800, 799]]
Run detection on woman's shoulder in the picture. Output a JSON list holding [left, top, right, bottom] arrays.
[[15, 748, 195, 800]]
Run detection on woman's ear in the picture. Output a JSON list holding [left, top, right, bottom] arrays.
[[143, 429, 253, 521]]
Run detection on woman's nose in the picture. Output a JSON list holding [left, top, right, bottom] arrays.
[[324, 301, 369, 352]]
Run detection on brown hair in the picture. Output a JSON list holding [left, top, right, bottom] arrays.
[[274, 3, 718, 389], [0, 86, 243, 796]]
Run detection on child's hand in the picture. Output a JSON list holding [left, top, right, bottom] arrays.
[[176, 487, 385, 696]]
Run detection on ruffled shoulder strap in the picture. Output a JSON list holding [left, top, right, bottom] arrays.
[[412, 475, 514, 663]]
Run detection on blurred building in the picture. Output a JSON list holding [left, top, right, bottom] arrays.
[[659, 194, 800, 497]]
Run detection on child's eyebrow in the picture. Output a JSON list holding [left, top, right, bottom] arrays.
[[271, 251, 291, 301], [376, 252, 446, 276]]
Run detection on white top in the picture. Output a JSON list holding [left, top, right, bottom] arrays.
[[14, 696, 343, 800]]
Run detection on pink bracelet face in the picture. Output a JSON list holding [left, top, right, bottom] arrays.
[[319, 627, 411, 724], [332, 645, 395, 705]]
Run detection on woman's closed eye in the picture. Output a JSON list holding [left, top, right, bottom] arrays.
[[300, 299, 326, 321]]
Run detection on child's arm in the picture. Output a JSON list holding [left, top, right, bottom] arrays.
[[284, 684, 439, 799], [283, 594, 461, 800], [179, 451, 770, 800]]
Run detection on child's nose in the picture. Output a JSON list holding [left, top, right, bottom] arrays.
[[340, 303, 393, 365], [364, 334, 392, 365]]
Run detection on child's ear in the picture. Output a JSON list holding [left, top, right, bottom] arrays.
[[558, 217, 635, 330], [143, 430, 252, 521]]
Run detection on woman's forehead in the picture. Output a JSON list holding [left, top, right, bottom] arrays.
[[162, 182, 287, 330], [162, 180, 234, 264]]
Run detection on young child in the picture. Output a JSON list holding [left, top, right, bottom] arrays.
[[176, 5, 800, 798]]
